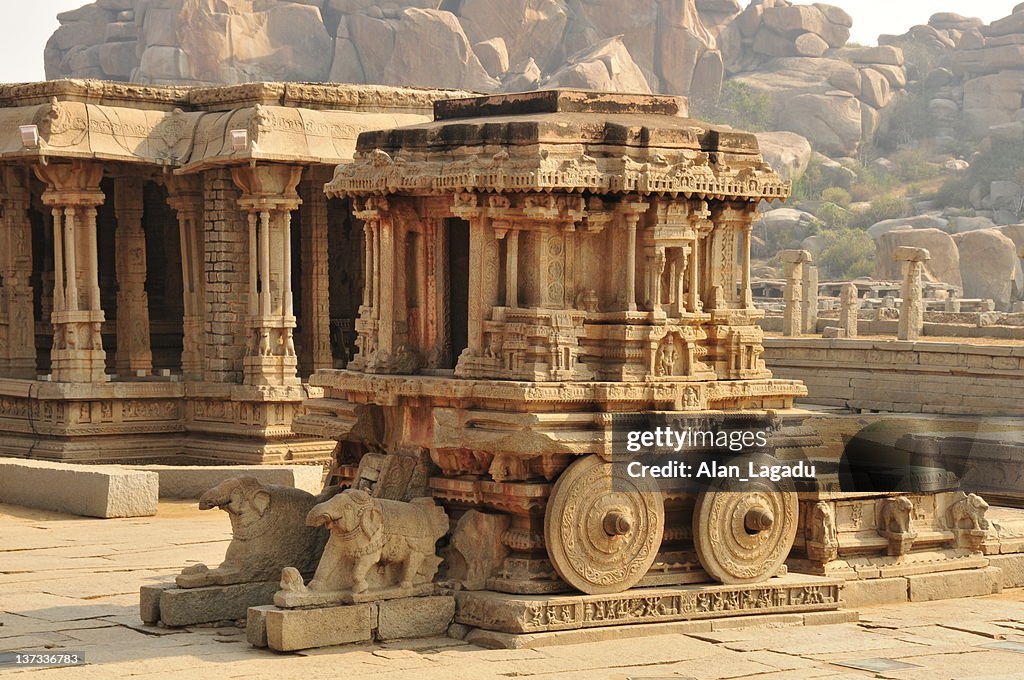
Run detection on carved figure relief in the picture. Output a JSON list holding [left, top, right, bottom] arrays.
[[806, 501, 839, 563], [656, 337, 679, 377], [948, 492, 990, 552], [878, 496, 917, 556]]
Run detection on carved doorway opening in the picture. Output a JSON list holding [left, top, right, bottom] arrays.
[[446, 218, 470, 369]]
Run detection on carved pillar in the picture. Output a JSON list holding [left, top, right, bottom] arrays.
[[741, 221, 754, 309], [896, 246, 930, 341], [505, 228, 519, 308], [839, 283, 859, 338], [166, 175, 205, 381], [299, 177, 332, 376], [714, 203, 754, 308], [231, 164, 303, 387], [624, 213, 639, 312], [34, 161, 107, 383], [377, 208, 398, 356], [779, 250, 810, 338], [350, 212, 379, 371], [802, 260, 819, 334], [113, 176, 153, 375], [619, 198, 648, 312], [0, 168, 37, 378]]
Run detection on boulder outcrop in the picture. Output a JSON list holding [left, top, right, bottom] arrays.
[[45, 0, 722, 99]]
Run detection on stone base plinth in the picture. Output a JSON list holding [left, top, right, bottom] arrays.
[[0, 379, 336, 465], [454, 575, 843, 635], [462, 610, 861, 649], [142, 581, 279, 627], [248, 595, 455, 651]]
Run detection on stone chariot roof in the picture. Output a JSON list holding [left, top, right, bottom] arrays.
[[326, 90, 791, 202]]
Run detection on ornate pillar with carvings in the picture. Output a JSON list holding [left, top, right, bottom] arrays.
[[113, 176, 153, 375], [298, 175, 332, 376], [619, 198, 648, 312], [231, 164, 303, 387], [713, 203, 756, 309], [166, 174, 205, 381], [34, 160, 107, 383], [0, 167, 37, 378]]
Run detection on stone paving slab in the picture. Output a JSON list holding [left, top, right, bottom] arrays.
[[4, 500, 1024, 679]]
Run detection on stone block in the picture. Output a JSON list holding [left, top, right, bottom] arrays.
[[803, 610, 859, 625], [841, 577, 908, 608], [987, 554, 1024, 588], [129, 464, 324, 498], [0, 458, 158, 518], [377, 596, 455, 640], [265, 603, 375, 652], [246, 605, 276, 647], [158, 581, 279, 627], [906, 567, 1002, 602], [139, 582, 175, 624]]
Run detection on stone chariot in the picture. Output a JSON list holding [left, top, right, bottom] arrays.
[[300, 89, 810, 598]]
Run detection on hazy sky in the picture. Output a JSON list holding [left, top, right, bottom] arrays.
[[0, 0, 1019, 84]]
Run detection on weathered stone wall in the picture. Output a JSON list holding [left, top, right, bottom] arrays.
[[764, 337, 1024, 415], [201, 168, 248, 384]]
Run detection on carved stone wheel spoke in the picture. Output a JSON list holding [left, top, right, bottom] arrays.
[[544, 454, 665, 595], [693, 455, 798, 585]]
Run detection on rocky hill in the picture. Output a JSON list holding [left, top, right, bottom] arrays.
[[46, 0, 911, 156]]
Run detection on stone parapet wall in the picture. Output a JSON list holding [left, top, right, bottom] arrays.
[[761, 318, 1024, 340], [764, 338, 1024, 415]]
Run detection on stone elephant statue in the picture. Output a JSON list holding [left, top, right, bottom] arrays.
[[281, 488, 448, 600]]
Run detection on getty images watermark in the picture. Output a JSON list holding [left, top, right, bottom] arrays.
[[610, 413, 817, 491]]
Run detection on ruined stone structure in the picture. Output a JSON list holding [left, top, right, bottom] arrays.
[[838, 282, 859, 338], [897, 246, 931, 342], [780, 249, 811, 337], [295, 89, 818, 610], [0, 79, 460, 463]]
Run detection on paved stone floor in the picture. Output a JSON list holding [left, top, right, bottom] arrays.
[[4, 502, 1024, 680]]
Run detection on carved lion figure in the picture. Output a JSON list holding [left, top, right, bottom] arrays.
[[304, 489, 448, 595], [175, 477, 330, 588]]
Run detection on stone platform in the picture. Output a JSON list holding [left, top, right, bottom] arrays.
[[141, 581, 279, 627], [247, 595, 456, 651], [453, 574, 843, 635]]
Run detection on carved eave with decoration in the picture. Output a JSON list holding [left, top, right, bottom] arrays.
[[0, 79, 462, 171], [324, 90, 792, 203]]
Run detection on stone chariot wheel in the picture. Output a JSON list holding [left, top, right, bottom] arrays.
[[544, 454, 665, 595], [692, 454, 798, 585]]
